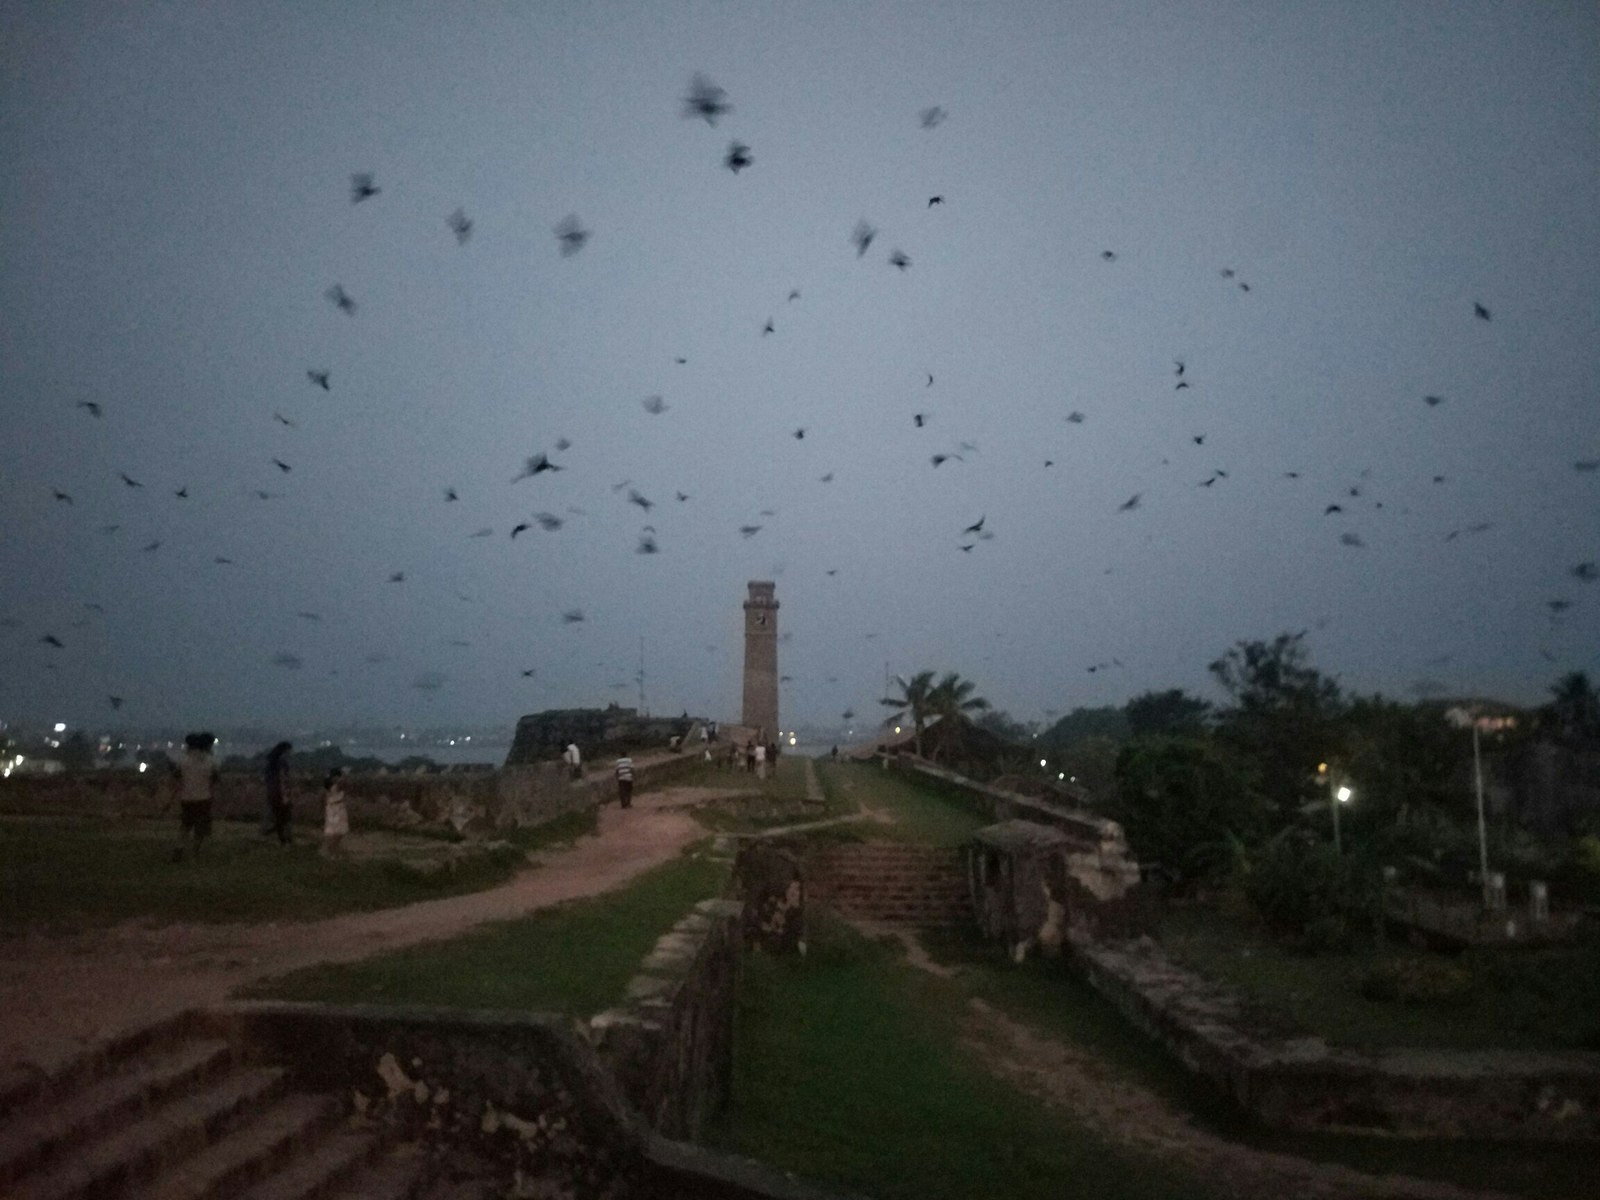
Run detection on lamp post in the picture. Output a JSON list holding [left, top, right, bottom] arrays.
[[1471, 717, 1491, 909], [1332, 784, 1352, 854]]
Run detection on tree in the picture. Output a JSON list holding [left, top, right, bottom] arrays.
[[1543, 672, 1600, 745], [57, 731, 96, 772], [974, 709, 1038, 743], [880, 670, 938, 757], [1209, 632, 1345, 820], [1038, 706, 1129, 752], [1125, 689, 1212, 738], [926, 672, 990, 761]]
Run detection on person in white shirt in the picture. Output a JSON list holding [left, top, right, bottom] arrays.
[[754, 741, 767, 780], [614, 753, 634, 808], [564, 742, 582, 780]]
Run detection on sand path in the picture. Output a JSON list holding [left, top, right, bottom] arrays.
[[0, 786, 718, 1080]]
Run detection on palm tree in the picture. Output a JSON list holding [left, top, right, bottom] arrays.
[[927, 672, 990, 761], [880, 670, 938, 757]]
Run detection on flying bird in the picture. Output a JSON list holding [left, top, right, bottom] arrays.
[[307, 369, 330, 390], [174, 486, 188, 499], [1175, 381, 1190, 391], [513, 453, 562, 481], [930, 453, 963, 467], [724, 142, 752, 173], [929, 196, 944, 207], [273, 412, 296, 427], [1117, 493, 1142, 512], [109, 696, 123, 710], [77, 400, 102, 418], [1473, 301, 1491, 321], [213, 555, 234, 564], [818, 472, 833, 483], [762, 318, 774, 335], [1101, 250, 1116, 261], [919, 105, 947, 129], [641, 394, 668, 415], [888, 249, 911, 271], [555, 214, 590, 256], [1340, 533, 1365, 547], [1192, 435, 1205, 445], [851, 220, 877, 258], [521, 668, 537, 677], [1324, 504, 1343, 515], [444, 487, 458, 502], [555, 437, 572, 451], [447, 208, 472, 244], [325, 284, 357, 315], [534, 512, 564, 531], [119, 472, 142, 488], [296, 611, 322, 621], [1570, 562, 1597, 582], [1573, 460, 1598, 473], [1220, 268, 1235, 279], [272, 458, 291, 473], [914, 414, 926, 428], [788, 290, 801, 301], [739, 525, 762, 537], [388, 571, 405, 583], [683, 72, 731, 125], [1547, 599, 1573, 614], [1175, 360, 1186, 377], [637, 532, 659, 555], [1066, 411, 1085, 424], [627, 488, 654, 511], [562, 609, 585, 624], [1424, 395, 1445, 407], [41, 635, 64, 648], [52, 489, 73, 504], [510, 521, 532, 538], [793, 428, 805, 440], [675, 492, 690, 502], [350, 172, 380, 202], [963, 515, 985, 535]]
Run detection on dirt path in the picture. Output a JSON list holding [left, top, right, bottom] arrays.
[[0, 787, 712, 1080]]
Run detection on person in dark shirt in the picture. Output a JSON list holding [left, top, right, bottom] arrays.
[[264, 741, 293, 844]]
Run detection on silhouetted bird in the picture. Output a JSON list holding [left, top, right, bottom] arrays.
[[77, 400, 102, 417], [388, 572, 405, 583], [1175, 381, 1190, 391], [1066, 411, 1085, 424], [444, 487, 458, 502], [1175, 360, 1186, 377], [308, 369, 330, 390], [513, 453, 562, 481], [350, 173, 380, 202], [1570, 562, 1597, 582], [521, 668, 537, 677], [963, 515, 985, 535], [724, 142, 752, 173], [1573, 460, 1599, 473], [1424, 395, 1444, 407], [1192, 435, 1205, 445], [931, 453, 962, 467], [675, 492, 690, 502], [1101, 250, 1116, 261], [1433, 475, 1446, 484], [109, 696, 123, 710], [1220, 268, 1235, 279], [562, 609, 585, 624], [642, 394, 668, 415], [960, 544, 975, 552], [555, 214, 590, 256], [793, 428, 805, 440], [325, 284, 356, 315], [914, 414, 926, 428], [535, 513, 564, 531], [762, 318, 774, 335], [1547, 599, 1573, 614], [273, 653, 303, 669], [851, 220, 876, 258], [1340, 533, 1365, 547], [1325, 504, 1343, 515], [919, 105, 947, 129], [1117, 493, 1142, 512], [555, 437, 573, 451], [119, 473, 142, 488], [637, 533, 659, 554], [52, 489, 72, 504], [273, 412, 296, 427], [627, 488, 654, 511], [296, 611, 321, 621], [739, 525, 762, 537], [889, 249, 911, 270], [213, 556, 233, 564], [174, 487, 188, 498], [41, 635, 63, 648], [272, 459, 291, 473], [1474, 301, 1491, 321], [819, 472, 833, 482], [788, 290, 801, 301], [683, 72, 732, 125], [929, 196, 944, 207], [510, 522, 531, 538], [141, 540, 160, 552], [447, 208, 472, 244]]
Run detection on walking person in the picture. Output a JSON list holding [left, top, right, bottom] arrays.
[[754, 741, 767, 781], [744, 740, 756, 774], [614, 750, 634, 809], [264, 741, 293, 844], [564, 741, 582, 781], [171, 732, 219, 862], [321, 767, 349, 857]]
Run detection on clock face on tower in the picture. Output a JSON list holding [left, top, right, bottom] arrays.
[[755, 614, 767, 627]]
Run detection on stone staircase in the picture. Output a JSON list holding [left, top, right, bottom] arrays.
[[0, 1018, 433, 1200], [811, 842, 972, 928]]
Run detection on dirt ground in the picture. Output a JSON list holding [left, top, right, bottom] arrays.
[[0, 786, 719, 1081]]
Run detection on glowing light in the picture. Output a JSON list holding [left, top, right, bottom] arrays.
[[788, 735, 797, 746], [53, 722, 66, 733], [1057, 772, 1065, 781], [138, 762, 148, 773], [894, 726, 901, 734], [1039, 759, 1047, 768], [1336, 786, 1352, 804]]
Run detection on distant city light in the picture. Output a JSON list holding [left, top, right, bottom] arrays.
[[53, 722, 66, 732], [894, 726, 901, 734], [1039, 758, 1047, 768], [1057, 772, 1065, 780], [788, 735, 797, 746], [138, 762, 148, 773]]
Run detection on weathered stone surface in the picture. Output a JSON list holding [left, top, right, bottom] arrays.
[[506, 705, 697, 766], [734, 843, 806, 954]]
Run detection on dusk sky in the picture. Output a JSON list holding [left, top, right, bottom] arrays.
[[4, 2, 1597, 734]]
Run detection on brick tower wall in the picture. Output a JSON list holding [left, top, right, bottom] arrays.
[[741, 581, 779, 737]]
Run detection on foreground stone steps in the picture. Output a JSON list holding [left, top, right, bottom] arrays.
[[3, 1020, 428, 1200], [812, 843, 973, 927]]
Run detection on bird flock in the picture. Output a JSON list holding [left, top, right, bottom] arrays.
[[16, 68, 1598, 724]]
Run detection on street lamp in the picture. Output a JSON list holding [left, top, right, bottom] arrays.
[[1332, 784, 1352, 853], [1471, 717, 1492, 909]]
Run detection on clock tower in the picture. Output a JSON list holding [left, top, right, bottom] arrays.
[[741, 581, 779, 738]]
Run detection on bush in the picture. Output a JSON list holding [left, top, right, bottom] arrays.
[[1360, 958, 1478, 1008], [1243, 828, 1380, 950]]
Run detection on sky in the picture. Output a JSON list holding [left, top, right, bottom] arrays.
[[3, 1, 1598, 734]]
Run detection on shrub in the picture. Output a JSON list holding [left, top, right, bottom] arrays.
[[1360, 958, 1478, 1008], [1243, 828, 1380, 950]]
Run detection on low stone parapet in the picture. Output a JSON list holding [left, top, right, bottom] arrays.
[[1074, 936, 1600, 1141]]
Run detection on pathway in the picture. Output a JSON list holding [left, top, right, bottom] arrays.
[[0, 785, 707, 1082]]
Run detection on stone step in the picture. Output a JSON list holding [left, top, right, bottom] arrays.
[[0, 1013, 200, 1122], [0, 1038, 235, 1188], [135, 1091, 341, 1200], [10, 1065, 289, 1200], [325, 1143, 434, 1200], [231, 1125, 386, 1200]]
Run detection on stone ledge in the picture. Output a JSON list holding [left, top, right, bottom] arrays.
[[1074, 937, 1600, 1141]]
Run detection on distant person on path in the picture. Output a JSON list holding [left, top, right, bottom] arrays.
[[171, 732, 219, 861], [564, 742, 582, 780], [614, 752, 634, 808], [264, 741, 293, 844], [321, 767, 349, 857], [744, 740, 756, 774], [754, 741, 767, 780]]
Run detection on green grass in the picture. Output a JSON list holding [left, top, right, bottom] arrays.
[[918, 925, 1596, 1199], [0, 815, 532, 932], [815, 760, 990, 847], [245, 844, 730, 1016], [707, 917, 1218, 1200], [1159, 902, 1600, 1053], [672, 755, 863, 834], [497, 807, 598, 852]]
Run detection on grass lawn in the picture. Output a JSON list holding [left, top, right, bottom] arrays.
[[918, 925, 1596, 1200], [1159, 901, 1600, 1053], [0, 814, 555, 932], [245, 843, 730, 1016], [677, 756, 862, 834], [815, 760, 990, 847], [707, 916, 1218, 1200]]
